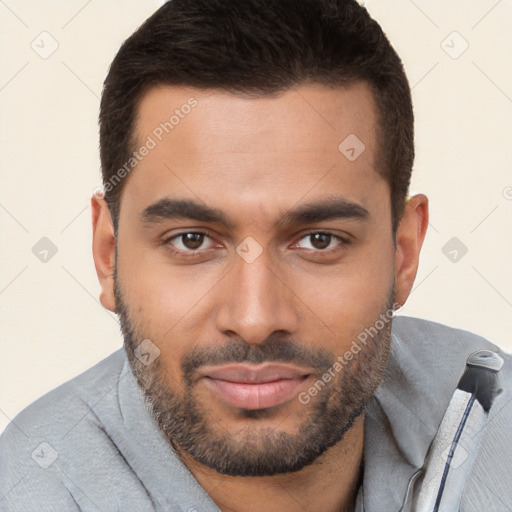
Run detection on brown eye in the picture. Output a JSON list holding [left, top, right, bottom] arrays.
[[181, 233, 205, 249], [166, 232, 213, 252], [309, 233, 331, 249], [295, 232, 346, 251]]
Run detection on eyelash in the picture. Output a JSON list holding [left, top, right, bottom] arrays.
[[162, 230, 350, 257], [294, 231, 351, 251], [162, 230, 215, 256]]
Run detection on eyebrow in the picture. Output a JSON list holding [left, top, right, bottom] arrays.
[[279, 198, 370, 226], [141, 197, 369, 228], [142, 198, 231, 226]]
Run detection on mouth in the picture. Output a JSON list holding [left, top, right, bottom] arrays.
[[199, 363, 312, 410]]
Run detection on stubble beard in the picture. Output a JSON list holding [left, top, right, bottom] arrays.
[[115, 279, 393, 477]]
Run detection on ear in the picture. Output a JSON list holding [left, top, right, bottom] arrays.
[[394, 194, 429, 306], [91, 194, 117, 312]]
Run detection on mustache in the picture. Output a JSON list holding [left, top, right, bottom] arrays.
[[181, 337, 334, 378]]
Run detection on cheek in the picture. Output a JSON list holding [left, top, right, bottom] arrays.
[[289, 241, 395, 352], [115, 235, 225, 360]]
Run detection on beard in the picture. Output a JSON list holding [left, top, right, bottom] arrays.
[[115, 278, 393, 477]]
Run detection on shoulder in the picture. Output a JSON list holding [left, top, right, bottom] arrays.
[[390, 315, 511, 378], [388, 315, 511, 420], [391, 315, 508, 354], [1, 349, 126, 442], [388, 316, 512, 508], [0, 349, 126, 511]]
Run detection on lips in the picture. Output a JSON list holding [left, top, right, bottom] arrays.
[[199, 363, 311, 410]]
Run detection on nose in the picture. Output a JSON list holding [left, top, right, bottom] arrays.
[[215, 249, 299, 344]]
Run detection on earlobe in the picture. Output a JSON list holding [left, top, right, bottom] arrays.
[[91, 195, 117, 312], [394, 194, 429, 306]]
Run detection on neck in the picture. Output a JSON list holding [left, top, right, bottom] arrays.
[[179, 414, 365, 512]]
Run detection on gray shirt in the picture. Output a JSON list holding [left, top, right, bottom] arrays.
[[1, 317, 511, 511]]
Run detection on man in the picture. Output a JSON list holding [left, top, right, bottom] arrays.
[[1, 0, 510, 510]]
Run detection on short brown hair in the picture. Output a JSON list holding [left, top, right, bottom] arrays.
[[99, 0, 414, 231]]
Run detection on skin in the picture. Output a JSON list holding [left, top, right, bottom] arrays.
[[92, 82, 428, 511]]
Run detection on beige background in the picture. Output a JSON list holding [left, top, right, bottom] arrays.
[[1, 0, 511, 435]]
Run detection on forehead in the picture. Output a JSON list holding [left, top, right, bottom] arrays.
[[135, 82, 378, 156], [122, 82, 386, 225]]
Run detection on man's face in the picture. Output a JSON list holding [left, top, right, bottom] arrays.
[[107, 83, 402, 476]]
